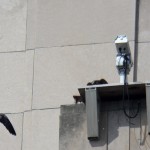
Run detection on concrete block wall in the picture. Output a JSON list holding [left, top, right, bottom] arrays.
[[137, 0, 150, 82], [0, 0, 149, 149], [60, 103, 150, 150]]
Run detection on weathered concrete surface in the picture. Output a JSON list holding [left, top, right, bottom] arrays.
[[108, 110, 129, 150], [138, 0, 150, 42], [22, 109, 60, 150], [32, 42, 134, 109], [60, 102, 150, 150], [137, 43, 150, 82], [26, 0, 136, 49], [129, 106, 150, 150], [61, 104, 85, 115], [140, 109, 150, 150], [0, 50, 34, 113], [59, 104, 107, 150], [0, 113, 23, 150], [129, 110, 141, 150], [26, 0, 37, 50], [0, 0, 27, 52]]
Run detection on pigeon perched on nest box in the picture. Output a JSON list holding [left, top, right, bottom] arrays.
[[0, 114, 16, 136]]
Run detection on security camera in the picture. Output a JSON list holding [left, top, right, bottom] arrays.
[[115, 35, 131, 54], [115, 35, 133, 83]]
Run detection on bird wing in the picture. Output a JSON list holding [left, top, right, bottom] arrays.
[[0, 114, 16, 136]]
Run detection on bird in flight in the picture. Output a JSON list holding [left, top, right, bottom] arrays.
[[0, 114, 16, 136]]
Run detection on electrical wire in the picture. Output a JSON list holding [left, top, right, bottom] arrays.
[[122, 54, 140, 119]]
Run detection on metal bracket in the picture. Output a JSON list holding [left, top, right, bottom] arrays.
[[146, 83, 150, 134], [85, 87, 100, 140]]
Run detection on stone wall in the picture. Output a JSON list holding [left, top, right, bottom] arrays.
[[59, 102, 149, 150], [0, 0, 150, 150]]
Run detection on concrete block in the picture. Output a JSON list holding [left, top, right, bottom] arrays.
[[137, 43, 150, 82], [108, 110, 129, 150], [61, 104, 85, 115], [59, 104, 107, 150], [140, 109, 150, 149], [0, 0, 27, 52], [22, 109, 60, 150], [129, 108, 150, 149], [33, 42, 134, 109], [59, 113, 87, 150], [129, 109, 141, 150], [0, 113, 23, 150], [26, 50, 35, 110], [0, 50, 34, 113], [138, 0, 150, 42], [26, 0, 136, 49], [26, 0, 37, 50]]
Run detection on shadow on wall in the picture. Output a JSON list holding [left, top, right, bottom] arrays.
[[59, 100, 148, 150]]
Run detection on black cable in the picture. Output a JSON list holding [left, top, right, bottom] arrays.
[[122, 54, 140, 119]]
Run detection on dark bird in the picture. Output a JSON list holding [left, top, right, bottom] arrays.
[[87, 78, 108, 86], [73, 79, 108, 104], [0, 114, 16, 136]]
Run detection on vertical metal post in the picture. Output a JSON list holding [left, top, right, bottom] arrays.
[[85, 87, 100, 140], [146, 83, 150, 134], [120, 71, 126, 84]]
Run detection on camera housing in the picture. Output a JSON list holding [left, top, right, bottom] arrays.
[[115, 35, 133, 83], [115, 35, 131, 54]]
